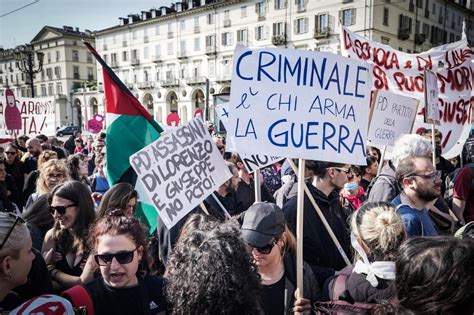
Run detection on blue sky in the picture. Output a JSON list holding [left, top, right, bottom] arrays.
[[0, 0, 171, 49]]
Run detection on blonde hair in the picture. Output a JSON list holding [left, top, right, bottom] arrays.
[[0, 213, 29, 260], [351, 202, 405, 262], [281, 225, 296, 256], [38, 150, 58, 169], [36, 159, 70, 194]]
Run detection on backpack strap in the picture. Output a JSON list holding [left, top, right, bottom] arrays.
[[62, 285, 94, 315]]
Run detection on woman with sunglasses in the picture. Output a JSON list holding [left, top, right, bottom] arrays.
[[42, 181, 96, 291], [4, 144, 24, 208], [0, 212, 35, 312], [241, 202, 321, 314], [64, 212, 168, 314]]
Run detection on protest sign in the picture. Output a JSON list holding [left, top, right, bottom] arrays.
[[130, 117, 232, 229], [424, 69, 440, 125], [228, 45, 372, 165], [0, 93, 56, 137], [215, 102, 281, 172], [340, 26, 473, 158], [367, 90, 419, 147]]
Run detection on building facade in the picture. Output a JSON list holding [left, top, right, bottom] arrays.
[[0, 26, 97, 129]]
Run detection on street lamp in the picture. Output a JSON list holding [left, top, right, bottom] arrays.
[[14, 45, 44, 97]]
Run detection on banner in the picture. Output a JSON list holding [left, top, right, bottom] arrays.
[[340, 26, 473, 158], [367, 90, 419, 147], [228, 45, 372, 165], [0, 93, 56, 137], [130, 117, 232, 229], [215, 102, 281, 172]]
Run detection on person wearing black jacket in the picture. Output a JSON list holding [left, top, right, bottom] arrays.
[[283, 161, 352, 284]]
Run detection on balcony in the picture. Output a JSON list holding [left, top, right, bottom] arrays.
[[186, 76, 206, 85], [272, 34, 286, 45], [216, 74, 231, 83], [110, 60, 119, 68], [137, 81, 155, 89], [178, 51, 188, 60], [73, 73, 80, 79], [296, 4, 306, 13], [415, 33, 426, 45], [194, 26, 200, 34], [131, 58, 140, 66], [205, 46, 217, 55], [123, 41, 128, 47], [168, 31, 174, 39], [237, 40, 249, 46], [224, 19, 231, 27], [161, 78, 179, 87], [398, 28, 410, 40], [257, 14, 266, 21], [144, 36, 149, 43], [314, 28, 330, 39], [151, 55, 162, 63]]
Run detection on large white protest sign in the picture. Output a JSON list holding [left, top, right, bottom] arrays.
[[367, 90, 419, 147], [130, 117, 232, 229], [227, 45, 372, 165], [340, 26, 473, 158], [215, 103, 281, 172], [424, 69, 440, 125], [0, 94, 56, 137]]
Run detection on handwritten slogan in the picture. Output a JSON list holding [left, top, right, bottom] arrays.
[[341, 26, 473, 158], [130, 118, 232, 229], [367, 90, 419, 147], [227, 45, 372, 165], [424, 69, 440, 125], [0, 96, 56, 137], [215, 103, 281, 172]]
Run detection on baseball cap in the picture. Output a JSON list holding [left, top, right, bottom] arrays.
[[241, 202, 285, 248]]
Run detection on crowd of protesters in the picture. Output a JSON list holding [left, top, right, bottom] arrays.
[[0, 127, 473, 315]]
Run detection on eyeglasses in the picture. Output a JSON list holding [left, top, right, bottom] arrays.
[[0, 213, 26, 250], [94, 248, 137, 266], [331, 167, 351, 175], [409, 170, 442, 180], [5, 152, 16, 155], [49, 204, 77, 215], [247, 239, 278, 255], [46, 173, 65, 180]]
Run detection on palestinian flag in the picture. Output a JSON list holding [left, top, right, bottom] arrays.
[[83, 41, 163, 233]]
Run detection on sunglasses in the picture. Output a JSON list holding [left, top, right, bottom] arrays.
[[0, 213, 26, 250], [247, 239, 278, 255], [5, 152, 16, 155], [49, 204, 77, 215], [94, 248, 137, 266]]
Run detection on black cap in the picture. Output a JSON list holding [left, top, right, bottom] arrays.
[[241, 202, 285, 248]]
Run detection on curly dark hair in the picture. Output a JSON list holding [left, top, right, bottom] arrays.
[[66, 153, 88, 182], [165, 219, 262, 314], [396, 236, 474, 315], [89, 210, 150, 275], [96, 182, 138, 219]]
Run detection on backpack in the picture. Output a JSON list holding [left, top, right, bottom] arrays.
[[314, 269, 396, 315], [444, 164, 474, 208]]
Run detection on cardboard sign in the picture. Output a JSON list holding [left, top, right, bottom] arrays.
[[424, 69, 440, 125], [0, 95, 56, 137], [215, 103, 281, 172], [341, 26, 473, 158], [367, 90, 419, 147], [228, 45, 372, 165], [130, 117, 232, 229]]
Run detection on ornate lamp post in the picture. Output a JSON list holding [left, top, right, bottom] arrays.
[[14, 45, 44, 97]]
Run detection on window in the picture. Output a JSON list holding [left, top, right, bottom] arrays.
[[295, 17, 308, 34], [296, 0, 306, 12], [274, 0, 286, 10], [432, 2, 436, 14], [221, 32, 233, 46], [341, 8, 356, 26], [400, 15, 413, 32], [206, 35, 215, 48], [255, 25, 267, 40], [54, 66, 61, 78], [194, 37, 201, 51], [449, 33, 455, 42], [155, 44, 161, 57], [48, 83, 54, 95], [122, 51, 127, 61], [56, 83, 62, 94], [381, 36, 390, 45], [256, 2, 266, 19], [224, 10, 230, 20], [416, 0, 422, 9], [194, 17, 199, 27], [73, 66, 80, 79], [316, 13, 328, 32], [47, 52, 51, 63], [207, 13, 215, 25], [56, 51, 60, 61], [209, 60, 215, 76], [112, 35, 117, 44], [133, 30, 137, 40], [46, 68, 53, 79], [241, 6, 247, 18], [87, 67, 94, 80], [180, 40, 187, 54], [155, 25, 160, 35], [131, 49, 139, 60], [180, 20, 186, 30], [144, 46, 149, 59], [383, 8, 389, 26], [168, 42, 174, 55], [87, 53, 92, 63], [423, 23, 430, 39], [237, 29, 249, 45], [72, 50, 79, 62], [41, 84, 46, 96], [273, 22, 286, 35]]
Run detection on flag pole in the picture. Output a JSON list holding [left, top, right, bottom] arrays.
[[254, 169, 262, 203], [296, 158, 305, 300], [199, 202, 210, 216], [377, 145, 386, 175], [211, 192, 231, 219], [431, 124, 436, 167]]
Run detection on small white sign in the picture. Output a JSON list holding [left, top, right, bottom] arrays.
[[424, 69, 440, 125]]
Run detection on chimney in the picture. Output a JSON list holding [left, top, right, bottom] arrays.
[[75, 27, 80, 32]]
